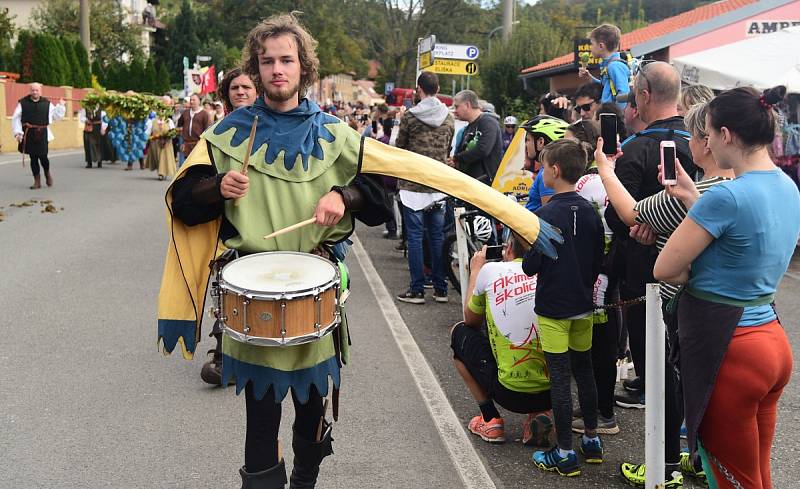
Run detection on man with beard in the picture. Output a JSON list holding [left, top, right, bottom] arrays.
[[11, 83, 66, 188]]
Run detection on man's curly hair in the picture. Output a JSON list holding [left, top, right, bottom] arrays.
[[242, 13, 319, 97]]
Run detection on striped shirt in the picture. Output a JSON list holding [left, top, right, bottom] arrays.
[[633, 177, 728, 300]]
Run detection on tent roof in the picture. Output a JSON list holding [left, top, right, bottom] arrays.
[[673, 26, 800, 92]]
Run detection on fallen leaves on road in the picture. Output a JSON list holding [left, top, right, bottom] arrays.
[[3, 199, 63, 220]]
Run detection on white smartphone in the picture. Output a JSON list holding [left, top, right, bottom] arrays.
[[660, 140, 677, 186]]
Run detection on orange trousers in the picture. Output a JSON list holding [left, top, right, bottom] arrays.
[[699, 320, 793, 489]]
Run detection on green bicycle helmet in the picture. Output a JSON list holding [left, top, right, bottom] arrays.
[[520, 115, 569, 143]]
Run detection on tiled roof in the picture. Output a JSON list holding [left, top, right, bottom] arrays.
[[521, 0, 758, 74]]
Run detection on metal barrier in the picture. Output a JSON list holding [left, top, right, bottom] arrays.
[[645, 283, 666, 489]]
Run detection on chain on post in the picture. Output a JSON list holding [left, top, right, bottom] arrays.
[[594, 295, 647, 311]]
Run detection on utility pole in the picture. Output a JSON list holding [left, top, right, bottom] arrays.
[[502, 0, 514, 42], [80, 0, 91, 54]]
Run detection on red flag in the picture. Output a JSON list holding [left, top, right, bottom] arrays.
[[200, 65, 217, 95]]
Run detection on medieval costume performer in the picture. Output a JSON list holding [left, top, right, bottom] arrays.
[[158, 13, 560, 489], [11, 83, 66, 189], [145, 116, 177, 180], [79, 106, 107, 168]]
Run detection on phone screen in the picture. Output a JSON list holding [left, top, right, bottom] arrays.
[[663, 146, 677, 181], [600, 114, 617, 154], [485, 245, 503, 262]]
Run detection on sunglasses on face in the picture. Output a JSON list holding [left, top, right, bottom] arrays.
[[576, 102, 595, 113]]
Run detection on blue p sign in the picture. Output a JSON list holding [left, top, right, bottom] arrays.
[[466, 46, 479, 59]]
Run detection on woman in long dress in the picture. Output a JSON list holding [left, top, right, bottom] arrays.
[[146, 116, 177, 180]]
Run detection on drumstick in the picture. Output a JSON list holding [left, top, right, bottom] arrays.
[[316, 398, 330, 442], [234, 115, 259, 207], [263, 217, 316, 240]]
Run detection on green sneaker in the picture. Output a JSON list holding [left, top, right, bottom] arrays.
[[680, 452, 708, 486], [620, 463, 683, 488]]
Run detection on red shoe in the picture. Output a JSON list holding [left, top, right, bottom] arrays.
[[468, 415, 505, 443], [523, 411, 555, 447]]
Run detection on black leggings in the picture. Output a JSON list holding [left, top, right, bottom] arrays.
[[244, 384, 324, 472], [592, 305, 620, 419], [29, 155, 50, 177], [547, 349, 598, 450]]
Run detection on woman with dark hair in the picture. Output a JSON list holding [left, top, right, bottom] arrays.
[[655, 86, 799, 489], [217, 66, 258, 113], [539, 92, 572, 122]]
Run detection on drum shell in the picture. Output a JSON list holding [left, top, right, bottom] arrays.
[[222, 287, 338, 339]]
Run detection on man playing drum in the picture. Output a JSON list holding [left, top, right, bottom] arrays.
[[159, 14, 390, 488], [158, 13, 563, 489]]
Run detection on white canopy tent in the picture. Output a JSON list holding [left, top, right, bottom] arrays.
[[673, 26, 800, 93]]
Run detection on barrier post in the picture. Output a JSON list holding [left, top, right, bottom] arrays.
[[645, 283, 666, 489], [454, 207, 470, 314]]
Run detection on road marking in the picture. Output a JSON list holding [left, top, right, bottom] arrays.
[[351, 234, 497, 489], [785, 271, 800, 282], [0, 150, 83, 166]]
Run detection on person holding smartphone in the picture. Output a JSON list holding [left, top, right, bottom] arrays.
[[603, 61, 697, 411], [595, 102, 732, 487], [451, 235, 553, 448], [655, 85, 798, 489]]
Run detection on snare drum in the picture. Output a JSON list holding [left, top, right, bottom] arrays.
[[219, 252, 340, 346]]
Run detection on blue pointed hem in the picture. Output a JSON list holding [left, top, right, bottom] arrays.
[[158, 319, 197, 354], [221, 354, 340, 404]]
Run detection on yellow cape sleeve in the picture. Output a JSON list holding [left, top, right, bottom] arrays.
[[360, 138, 562, 258]]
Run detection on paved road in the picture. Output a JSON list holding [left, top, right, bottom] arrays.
[[1, 151, 798, 488], [0, 153, 473, 488]]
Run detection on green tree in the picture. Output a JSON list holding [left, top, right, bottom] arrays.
[[91, 58, 105, 86], [143, 57, 158, 93], [31, 0, 143, 68], [164, 0, 200, 84], [13, 30, 35, 82], [60, 37, 81, 86], [0, 7, 15, 72], [156, 61, 171, 94], [73, 39, 92, 88], [127, 57, 145, 91]]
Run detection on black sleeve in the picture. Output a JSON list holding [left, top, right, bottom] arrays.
[[605, 143, 647, 239], [171, 165, 225, 226], [453, 116, 498, 168], [349, 173, 393, 226], [522, 247, 543, 277]]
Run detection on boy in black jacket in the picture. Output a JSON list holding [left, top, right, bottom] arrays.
[[522, 139, 605, 477]]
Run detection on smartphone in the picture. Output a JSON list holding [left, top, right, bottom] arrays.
[[485, 245, 504, 262], [660, 141, 677, 186], [599, 113, 618, 155]]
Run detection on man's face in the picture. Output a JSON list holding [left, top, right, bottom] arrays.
[[30, 84, 42, 101], [259, 34, 303, 104], [189, 95, 200, 110], [574, 96, 597, 121], [623, 103, 639, 127], [453, 101, 470, 121]]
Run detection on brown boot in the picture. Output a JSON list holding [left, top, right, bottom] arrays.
[[30, 175, 41, 189], [44, 171, 53, 187]]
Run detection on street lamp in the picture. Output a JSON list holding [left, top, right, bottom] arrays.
[[488, 21, 520, 53]]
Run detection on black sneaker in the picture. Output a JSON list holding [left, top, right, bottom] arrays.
[[397, 289, 425, 304], [395, 242, 406, 252], [615, 390, 645, 409], [623, 376, 644, 392], [433, 289, 448, 303]]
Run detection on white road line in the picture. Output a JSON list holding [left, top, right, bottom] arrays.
[[0, 150, 83, 166], [351, 234, 497, 489], [785, 270, 800, 282]]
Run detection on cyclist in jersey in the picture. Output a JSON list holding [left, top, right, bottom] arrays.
[[451, 233, 552, 447]]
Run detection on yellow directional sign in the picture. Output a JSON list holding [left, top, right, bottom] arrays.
[[419, 51, 433, 69], [423, 59, 479, 76]]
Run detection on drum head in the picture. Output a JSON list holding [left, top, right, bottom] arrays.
[[221, 252, 337, 295]]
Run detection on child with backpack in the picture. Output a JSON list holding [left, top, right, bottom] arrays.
[[579, 24, 631, 108]]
